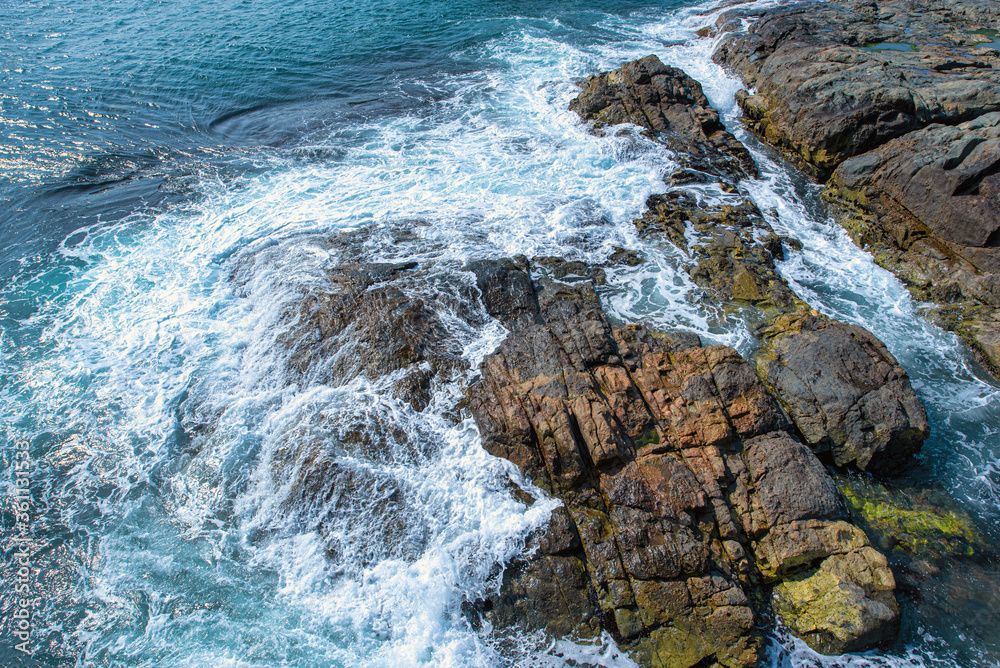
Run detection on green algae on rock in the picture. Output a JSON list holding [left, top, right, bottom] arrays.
[[773, 546, 899, 654], [837, 477, 987, 561]]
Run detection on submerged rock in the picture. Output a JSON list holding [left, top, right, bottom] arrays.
[[467, 261, 901, 663], [832, 475, 1000, 660], [837, 476, 987, 562], [754, 311, 929, 472], [280, 258, 486, 411]]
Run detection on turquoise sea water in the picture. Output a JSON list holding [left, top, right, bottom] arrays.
[[2, 1, 998, 666]]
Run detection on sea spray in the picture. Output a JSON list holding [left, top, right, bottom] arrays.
[[0, 0, 997, 665]]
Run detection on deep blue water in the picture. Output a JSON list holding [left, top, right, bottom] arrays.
[[1, 0, 684, 274], [2, 1, 998, 667]]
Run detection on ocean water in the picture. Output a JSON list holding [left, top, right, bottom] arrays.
[[1, 0, 998, 667]]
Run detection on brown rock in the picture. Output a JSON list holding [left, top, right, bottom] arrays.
[[634, 189, 803, 320], [570, 54, 757, 181], [467, 261, 900, 663]]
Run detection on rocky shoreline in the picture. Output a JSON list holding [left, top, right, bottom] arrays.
[[264, 5, 1000, 665], [467, 256, 912, 664], [461, 54, 932, 666], [711, 0, 1000, 376]]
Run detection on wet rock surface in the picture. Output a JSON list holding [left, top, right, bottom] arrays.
[[635, 191, 802, 317], [754, 311, 929, 472], [826, 113, 1000, 374], [272, 230, 490, 412], [571, 56, 812, 331], [571, 54, 757, 182], [570, 55, 810, 325], [711, 0, 1000, 376], [834, 475, 1000, 661], [713, 0, 1000, 179], [260, 227, 919, 662], [773, 545, 899, 655], [467, 261, 901, 664]]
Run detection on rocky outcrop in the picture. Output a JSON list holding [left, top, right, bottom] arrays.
[[773, 545, 899, 654], [635, 191, 803, 317], [710, 0, 1000, 375], [279, 259, 477, 411], [571, 57, 807, 321], [570, 57, 928, 469], [754, 311, 929, 472], [571, 54, 757, 182], [832, 116, 1000, 250], [826, 113, 1000, 373], [712, 0, 1000, 179], [253, 43, 943, 664], [467, 260, 901, 664], [256, 225, 916, 662]]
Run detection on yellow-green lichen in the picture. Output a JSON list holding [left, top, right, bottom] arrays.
[[838, 481, 984, 560], [635, 427, 661, 450]]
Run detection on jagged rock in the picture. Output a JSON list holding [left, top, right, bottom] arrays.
[[267, 440, 431, 566], [712, 0, 1000, 178], [533, 255, 609, 286], [485, 507, 598, 639], [468, 261, 900, 664], [832, 114, 1000, 249], [570, 55, 811, 325], [825, 113, 1000, 374], [280, 261, 478, 411], [754, 311, 929, 471], [608, 246, 646, 266], [635, 191, 801, 315], [466, 256, 542, 330], [260, 233, 906, 663], [570, 54, 757, 181], [741, 432, 845, 534]]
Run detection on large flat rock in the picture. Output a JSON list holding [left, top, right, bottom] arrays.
[[713, 0, 1000, 178]]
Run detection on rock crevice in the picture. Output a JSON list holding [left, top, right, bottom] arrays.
[[711, 0, 1000, 374], [468, 261, 902, 665]]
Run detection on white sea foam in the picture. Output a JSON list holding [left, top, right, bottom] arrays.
[[2, 1, 997, 666]]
